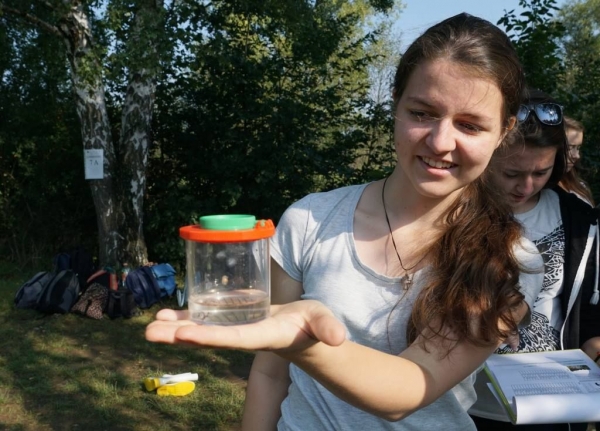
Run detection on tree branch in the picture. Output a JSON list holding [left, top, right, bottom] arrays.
[[0, 3, 61, 37]]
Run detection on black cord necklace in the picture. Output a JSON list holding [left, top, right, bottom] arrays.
[[381, 176, 424, 290]]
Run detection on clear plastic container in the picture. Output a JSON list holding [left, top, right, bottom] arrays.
[[180, 215, 275, 325]]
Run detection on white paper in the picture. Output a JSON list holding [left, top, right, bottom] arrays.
[[485, 350, 600, 424], [84, 149, 104, 179]]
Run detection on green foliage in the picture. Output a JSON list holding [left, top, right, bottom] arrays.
[[0, 18, 97, 266], [557, 0, 600, 201], [498, 0, 565, 93], [143, 0, 396, 263], [0, 0, 397, 265]]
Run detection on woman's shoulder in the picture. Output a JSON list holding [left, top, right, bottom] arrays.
[[288, 183, 368, 212], [552, 185, 593, 208], [513, 236, 544, 271], [552, 186, 598, 222]]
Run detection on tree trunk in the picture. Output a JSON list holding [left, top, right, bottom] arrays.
[[60, 4, 122, 267], [1, 0, 165, 268], [118, 0, 164, 266], [119, 73, 154, 266]]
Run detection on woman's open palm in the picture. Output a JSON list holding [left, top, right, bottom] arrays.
[[145, 300, 347, 353]]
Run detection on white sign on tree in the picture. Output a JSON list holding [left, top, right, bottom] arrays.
[[84, 149, 104, 179]]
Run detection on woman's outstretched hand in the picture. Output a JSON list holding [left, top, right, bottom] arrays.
[[145, 300, 347, 353]]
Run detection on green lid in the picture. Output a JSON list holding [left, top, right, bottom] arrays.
[[199, 214, 256, 231]]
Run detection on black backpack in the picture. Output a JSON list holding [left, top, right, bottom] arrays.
[[36, 270, 81, 314], [125, 266, 161, 309], [106, 288, 138, 319], [14, 271, 53, 309], [53, 247, 96, 292]]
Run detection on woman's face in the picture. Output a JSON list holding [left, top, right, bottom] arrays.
[[492, 145, 557, 214], [393, 59, 509, 202], [565, 127, 583, 172]]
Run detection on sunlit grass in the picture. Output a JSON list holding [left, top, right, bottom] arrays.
[[0, 263, 253, 431]]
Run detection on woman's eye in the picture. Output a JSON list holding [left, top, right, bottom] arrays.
[[409, 110, 433, 121], [503, 173, 517, 179], [460, 122, 482, 133]]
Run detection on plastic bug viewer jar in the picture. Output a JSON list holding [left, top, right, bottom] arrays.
[[180, 215, 275, 325]]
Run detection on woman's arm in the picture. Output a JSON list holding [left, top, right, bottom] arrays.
[[241, 261, 303, 430], [146, 298, 528, 421], [276, 300, 529, 421], [241, 352, 290, 431], [581, 336, 600, 364]]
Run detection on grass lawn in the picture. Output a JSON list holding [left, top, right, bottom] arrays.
[[0, 261, 255, 431]]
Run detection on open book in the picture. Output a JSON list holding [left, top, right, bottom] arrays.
[[484, 349, 600, 424]]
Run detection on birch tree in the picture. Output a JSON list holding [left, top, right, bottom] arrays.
[[0, 0, 168, 267]]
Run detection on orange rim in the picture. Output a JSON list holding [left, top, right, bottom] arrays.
[[180, 219, 275, 243]]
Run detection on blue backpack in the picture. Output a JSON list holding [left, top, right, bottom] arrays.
[[150, 263, 177, 298], [14, 271, 53, 309], [125, 266, 161, 309]]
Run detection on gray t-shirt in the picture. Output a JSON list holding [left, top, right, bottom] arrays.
[[271, 184, 542, 431]]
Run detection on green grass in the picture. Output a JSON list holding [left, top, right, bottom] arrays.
[[0, 261, 254, 431]]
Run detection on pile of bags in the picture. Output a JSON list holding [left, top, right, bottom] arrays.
[[14, 248, 177, 319]]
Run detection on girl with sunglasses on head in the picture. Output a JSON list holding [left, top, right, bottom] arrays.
[[469, 89, 600, 431], [146, 14, 544, 430], [559, 116, 595, 205]]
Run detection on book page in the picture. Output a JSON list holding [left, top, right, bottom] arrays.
[[485, 350, 600, 424]]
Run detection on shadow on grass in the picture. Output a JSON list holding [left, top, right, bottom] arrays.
[[0, 271, 254, 431]]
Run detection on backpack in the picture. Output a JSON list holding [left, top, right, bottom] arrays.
[[68, 247, 96, 289], [53, 253, 71, 273], [71, 283, 109, 320], [14, 271, 53, 309], [36, 270, 81, 314], [125, 266, 161, 309], [53, 247, 96, 292], [150, 263, 177, 298], [106, 288, 138, 319]]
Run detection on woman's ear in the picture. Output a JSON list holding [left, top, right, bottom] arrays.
[[506, 116, 517, 132], [498, 116, 517, 148]]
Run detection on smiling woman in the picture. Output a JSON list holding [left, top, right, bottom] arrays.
[[393, 58, 508, 201], [146, 13, 545, 431]]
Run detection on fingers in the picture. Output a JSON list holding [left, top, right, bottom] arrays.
[[145, 309, 195, 344], [155, 308, 189, 321], [145, 319, 198, 343], [505, 332, 520, 351], [306, 309, 346, 347], [175, 323, 262, 350]]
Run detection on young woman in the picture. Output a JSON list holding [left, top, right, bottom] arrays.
[[146, 14, 544, 430], [559, 116, 595, 204], [469, 89, 600, 431]]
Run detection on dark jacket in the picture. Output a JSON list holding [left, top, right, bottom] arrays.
[[554, 186, 600, 349]]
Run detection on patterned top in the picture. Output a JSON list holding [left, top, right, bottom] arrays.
[[496, 189, 563, 353]]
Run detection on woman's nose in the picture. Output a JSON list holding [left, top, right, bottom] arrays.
[[517, 177, 534, 194], [569, 146, 581, 162], [426, 120, 457, 154]]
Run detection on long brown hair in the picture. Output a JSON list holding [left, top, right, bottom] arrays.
[[393, 13, 527, 349], [561, 116, 595, 204]]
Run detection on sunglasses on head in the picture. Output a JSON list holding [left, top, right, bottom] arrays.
[[517, 103, 563, 126]]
